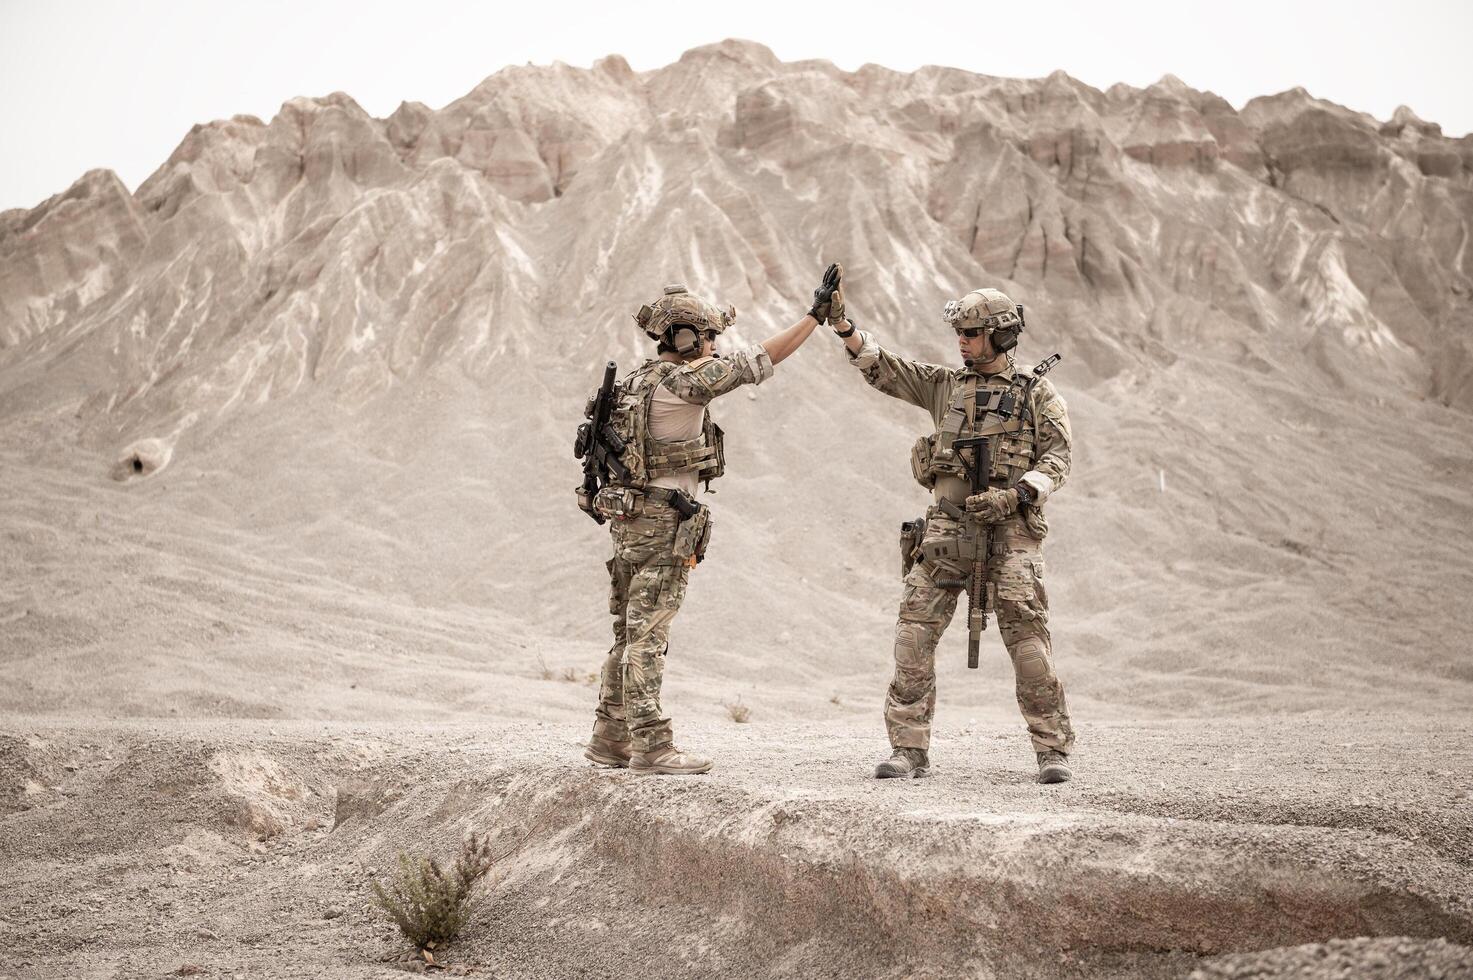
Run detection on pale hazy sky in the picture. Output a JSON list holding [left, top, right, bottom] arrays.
[[2, 0, 1470, 212]]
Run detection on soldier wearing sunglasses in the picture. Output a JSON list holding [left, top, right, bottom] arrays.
[[827, 280, 1076, 784]]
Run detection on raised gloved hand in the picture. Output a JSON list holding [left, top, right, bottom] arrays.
[[964, 487, 1019, 523], [809, 262, 842, 321], [827, 283, 846, 325]]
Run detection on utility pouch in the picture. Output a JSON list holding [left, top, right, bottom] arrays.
[[700, 418, 726, 485], [900, 517, 927, 578], [909, 435, 937, 489], [672, 506, 711, 563]]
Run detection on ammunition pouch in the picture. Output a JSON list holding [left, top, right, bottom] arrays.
[[900, 517, 927, 578], [910, 433, 966, 490], [593, 485, 647, 522], [918, 534, 965, 569], [576, 485, 598, 520]]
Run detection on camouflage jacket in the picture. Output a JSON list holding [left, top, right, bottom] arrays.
[[604, 345, 773, 494], [846, 330, 1071, 504], [659, 345, 774, 404]]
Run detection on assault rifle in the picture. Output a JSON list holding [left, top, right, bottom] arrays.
[[947, 434, 993, 669], [573, 361, 630, 524]]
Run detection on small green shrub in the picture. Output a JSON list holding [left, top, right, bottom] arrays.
[[371, 833, 495, 952]]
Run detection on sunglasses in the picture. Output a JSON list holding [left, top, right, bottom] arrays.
[[954, 326, 988, 339]]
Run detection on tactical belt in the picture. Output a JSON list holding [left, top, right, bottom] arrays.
[[641, 485, 702, 521], [922, 504, 1040, 554]]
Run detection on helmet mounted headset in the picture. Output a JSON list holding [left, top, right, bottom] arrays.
[[634, 283, 736, 360], [941, 287, 1025, 365]]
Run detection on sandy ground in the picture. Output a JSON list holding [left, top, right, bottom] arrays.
[[2, 716, 1470, 979], [3, 424, 1473, 978]]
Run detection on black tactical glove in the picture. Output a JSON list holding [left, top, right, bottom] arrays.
[[808, 262, 842, 321]]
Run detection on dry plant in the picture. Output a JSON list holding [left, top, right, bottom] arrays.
[[371, 833, 495, 955], [724, 698, 751, 724], [536, 656, 597, 685], [829, 695, 843, 706]]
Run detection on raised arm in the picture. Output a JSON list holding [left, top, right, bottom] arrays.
[[829, 316, 952, 415], [760, 314, 821, 365]]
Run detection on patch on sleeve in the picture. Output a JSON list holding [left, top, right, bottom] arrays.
[[1042, 403, 1071, 445], [1035, 384, 1071, 445], [699, 360, 733, 387]]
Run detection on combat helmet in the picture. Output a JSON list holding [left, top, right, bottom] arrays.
[[941, 287, 1025, 353], [634, 283, 737, 358]]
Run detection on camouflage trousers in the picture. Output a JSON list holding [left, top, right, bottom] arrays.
[[887, 508, 1074, 754], [592, 502, 691, 754]]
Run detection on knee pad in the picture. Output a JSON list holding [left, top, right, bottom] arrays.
[[894, 623, 934, 668], [1011, 635, 1051, 681]]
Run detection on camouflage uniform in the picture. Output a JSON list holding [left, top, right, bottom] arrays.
[[591, 348, 773, 754], [847, 331, 1075, 754]]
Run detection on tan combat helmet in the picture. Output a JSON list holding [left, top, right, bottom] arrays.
[[941, 287, 1024, 352], [634, 283, 736, 357]]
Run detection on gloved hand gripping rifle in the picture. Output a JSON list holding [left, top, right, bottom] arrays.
[[573, 361, 631, 524]]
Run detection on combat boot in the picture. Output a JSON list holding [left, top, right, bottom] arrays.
[[629, 744, 713, 776], [875, 747, 930, 779], [1036, 750, 1072, 784], [583, 733, 632, 769]]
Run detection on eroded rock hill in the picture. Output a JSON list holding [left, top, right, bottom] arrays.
[[3, 40, 1470, 422], [1, 41, 1471, 718]]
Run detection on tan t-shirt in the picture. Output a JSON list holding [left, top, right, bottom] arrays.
[[645, 345, 774, 497], [647, 384, 706, 498]]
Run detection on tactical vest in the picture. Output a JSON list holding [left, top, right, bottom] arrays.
[[910, 372, 1037, 491], [606, 360, 726, 490]]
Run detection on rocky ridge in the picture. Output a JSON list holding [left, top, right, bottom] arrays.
[[3, 40, 1470, 422]]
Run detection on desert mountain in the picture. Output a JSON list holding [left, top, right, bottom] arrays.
[[1, 39, 1471, 724]]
